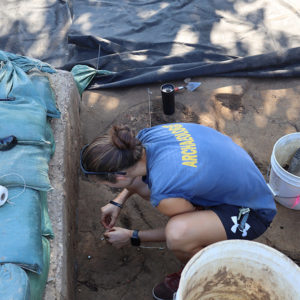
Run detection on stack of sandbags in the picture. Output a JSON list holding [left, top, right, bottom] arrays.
[[0, 50, 60, 300]]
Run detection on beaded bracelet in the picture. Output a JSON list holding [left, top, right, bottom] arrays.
[[109, 200, 123, 209]]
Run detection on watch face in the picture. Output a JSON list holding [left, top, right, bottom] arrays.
[[130, 237, 140, 246]]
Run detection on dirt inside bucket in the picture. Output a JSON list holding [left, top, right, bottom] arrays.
[[181, 266, 273, 300]]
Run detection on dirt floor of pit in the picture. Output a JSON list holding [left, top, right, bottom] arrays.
[[74, 77, 300, 300]]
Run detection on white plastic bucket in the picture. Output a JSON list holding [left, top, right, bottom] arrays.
[[268, 132, 300, 210], [176, 240, 300, 300]]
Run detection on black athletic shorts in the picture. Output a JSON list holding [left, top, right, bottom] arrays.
[[208, 204, 272, 240]]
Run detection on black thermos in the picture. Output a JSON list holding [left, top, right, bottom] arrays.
[[160, 83, 175, 115]]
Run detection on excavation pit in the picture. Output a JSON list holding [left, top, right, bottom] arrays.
[[46, 72, 300, 300]]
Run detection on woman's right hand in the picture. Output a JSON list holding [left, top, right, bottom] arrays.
[[101, 201, 122, 229]]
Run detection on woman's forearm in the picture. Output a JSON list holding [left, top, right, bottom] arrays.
[[135, 227, 166, 243], [114, 188, 133, 205]]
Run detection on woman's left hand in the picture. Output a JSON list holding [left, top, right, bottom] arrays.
[[103, 227, 132, 248]]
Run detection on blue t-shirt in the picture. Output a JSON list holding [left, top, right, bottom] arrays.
[[137, 123, 276, 222]]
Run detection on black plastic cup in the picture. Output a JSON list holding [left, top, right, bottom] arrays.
[[160, 83, 175, 115]]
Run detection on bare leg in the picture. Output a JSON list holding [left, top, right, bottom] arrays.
[[125, 180, 227, 256], [125, 179, 226, 262], [165, 210, 227, 264]]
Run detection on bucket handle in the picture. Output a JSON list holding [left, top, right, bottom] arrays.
[[266, 164, 278, 197], [267, 183, 277, 197]]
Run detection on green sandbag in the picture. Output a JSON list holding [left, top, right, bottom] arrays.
[[0, 97, 49, 146], [0, 50, 55, 74], [0, 187, 43, 274], [0, 56, 44, 102], [0, 51, 60, 119], [0, 121, 53, 191], [0, 58, 31, 100], [40, 192, 54, 239], [29, 72, 61, 119], [45, 121, 55, 158], [39, 122, 54, 238], [0, 143, 52, 191], [27, 237, 51, 300], [71, 64, 116, 95], [0, 263, 31, 300]]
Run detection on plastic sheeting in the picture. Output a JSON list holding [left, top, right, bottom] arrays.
[[0, 1, 71, 68], [66, 0, 300, 88], [1, 0, 300, 89]]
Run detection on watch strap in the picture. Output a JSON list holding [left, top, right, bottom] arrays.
[[109, 200, 123, 209], [130, 230, 140, 246]]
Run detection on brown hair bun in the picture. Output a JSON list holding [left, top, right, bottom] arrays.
[[110, 125, 139, 150]]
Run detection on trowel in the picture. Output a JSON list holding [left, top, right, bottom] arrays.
[[175, 81, 201, 92]]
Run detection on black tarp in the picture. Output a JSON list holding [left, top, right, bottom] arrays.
[[1, 0, 300, 89], [0, 0, 71, 68]]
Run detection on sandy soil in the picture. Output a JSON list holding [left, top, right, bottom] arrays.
[[75, 77, 300, 300]]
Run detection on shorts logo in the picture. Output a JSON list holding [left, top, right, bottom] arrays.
[[231, 216, 250, 237]]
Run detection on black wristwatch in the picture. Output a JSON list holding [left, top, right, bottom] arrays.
[[130, 230, 140, 246]]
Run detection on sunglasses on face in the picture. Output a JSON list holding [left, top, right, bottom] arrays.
[[80, 144, 127, 176]]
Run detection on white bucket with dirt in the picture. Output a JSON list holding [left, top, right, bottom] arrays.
[[175, 240, 300, 300], [268, 132, 300, 210]]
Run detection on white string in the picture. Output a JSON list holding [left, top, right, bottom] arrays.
[[100, 235, 165, 250], [140, 245, 165, 250], [0, 173, 27, 203]]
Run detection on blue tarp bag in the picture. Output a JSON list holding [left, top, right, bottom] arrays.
[[0, 52, 52, 100], [0, 50, 55, 74], [0, 187, 43, 273], [0, 50, 60, 118], [0, 97, 49, 146], [0, 121, 54, 191], [0, 143, 52, 191], [0, 263, 30, 300], [29, 72, 61, 118]]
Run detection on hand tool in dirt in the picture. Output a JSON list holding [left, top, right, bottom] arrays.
[[174, 81, 201, 92]]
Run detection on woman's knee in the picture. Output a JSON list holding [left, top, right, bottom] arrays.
[[165, 217, 189, 251], [165, 211, 225, 253]]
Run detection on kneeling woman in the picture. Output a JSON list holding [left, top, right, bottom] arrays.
[[80, 123, 276, 300]]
